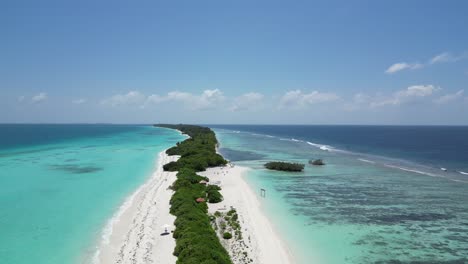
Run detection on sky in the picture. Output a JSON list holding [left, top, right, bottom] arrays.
[[1, 0, 468, 125]]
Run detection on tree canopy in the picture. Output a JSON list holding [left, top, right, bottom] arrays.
[[154, 124, 232, 264], [156, 124, 227, 171], [264, 161, 305, 172]]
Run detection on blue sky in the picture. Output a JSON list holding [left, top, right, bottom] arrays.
[[1, 0, 467, 124]]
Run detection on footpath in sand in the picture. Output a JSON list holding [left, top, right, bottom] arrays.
[[94, 151, 179, 264]]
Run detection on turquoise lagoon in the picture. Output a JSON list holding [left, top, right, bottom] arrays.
[[215, 128, 468, 264], [0, 125, 184, 264]]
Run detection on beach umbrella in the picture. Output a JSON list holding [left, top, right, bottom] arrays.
[[162, 224, 171, 233], [196, 197, 206, 203]]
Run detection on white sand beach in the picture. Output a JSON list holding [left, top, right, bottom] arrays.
[[199, 165, 294, 264], [94, 151, 293, 264], [93, 151, 179, 264]]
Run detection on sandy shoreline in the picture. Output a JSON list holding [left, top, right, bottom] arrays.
[[199, 165, 294, 264], [93, 151, 179, 264], [93, 150, 293, 264]]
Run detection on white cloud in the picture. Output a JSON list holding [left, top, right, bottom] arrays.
[[386, 51, 468, 74], [101, 91, 145, 106], [385, 62, 423, 74], [145, 94, 165, 104], [145, 89, 225, 110], [396, 85, 438, 97], [230, 92, 264, 111], [430, 52, 453, 64], [32, 92, 47, 103], [371, 85, 439, 107], [72, 98, 87, 104], [353, 93, 372, 104], [434, 90, 464, 104], [196, 89, 225, 110], [279, 90, 339, 109], [343, 93, 372, 111], [430, 52, 468, 64]]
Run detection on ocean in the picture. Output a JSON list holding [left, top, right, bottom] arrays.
[[0, 124, 184, 264], [2, 124, 468, 264], [210, 125, 468, 264]]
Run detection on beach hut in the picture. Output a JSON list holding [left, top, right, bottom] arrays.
[[199, 180, 208, 185], [196, 197, 206, 203]]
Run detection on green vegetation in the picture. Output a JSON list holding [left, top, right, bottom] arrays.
[[206, 185, 223, 203], [223, 232, 233, 239], [309, 159, 325, 166], [156, 124, 227, 171], [211, 207, 250, 262], [155, 124, 232, 264], [264, 161, 305, 172], [212, 208, 242, 240]]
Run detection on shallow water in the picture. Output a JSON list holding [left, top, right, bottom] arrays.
[[0, 125, 183, 264], [214, 128, 468, 263]]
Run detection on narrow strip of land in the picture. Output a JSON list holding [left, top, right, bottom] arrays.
[[96, 124, 294, 264]]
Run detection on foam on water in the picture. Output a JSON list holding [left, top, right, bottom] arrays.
[[213, 126, 468, 263], [222, 128, 466, 182], [358, 158, 376, 164], [306, 141, 334, 152], [91, 151, 166, 264], [383, 164, 440, 177]]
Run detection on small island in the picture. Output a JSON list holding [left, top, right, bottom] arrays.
[[309, 159, 325, 166], [264, 161, 305, 172]]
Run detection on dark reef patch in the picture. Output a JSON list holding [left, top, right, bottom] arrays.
[[374, 259, 468, 264], [0, 147, 63, 158], [370, 212, 454, 224], [49, 164, 102, 174]]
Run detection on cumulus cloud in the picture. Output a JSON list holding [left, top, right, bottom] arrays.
[[32, 92, 48, 103], [72, 98, 87, 104], [230, 92, 264, 111], [101, 91, 146, 106], [434, 90, 464, 104], [144, 89, 226, 110], [195, 89, 225, 110], [371, 85, 439, 107], [385, 62, 423, 74], [279, 90, 339, 109], [343, 93, 372, 111]]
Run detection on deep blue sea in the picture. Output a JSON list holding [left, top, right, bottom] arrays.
[[210, 125, 468, 264], [210, 125, 468, 176], [0, 124, 184, 264]]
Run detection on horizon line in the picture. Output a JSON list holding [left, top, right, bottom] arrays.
[[1, 122, 468, 127]]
